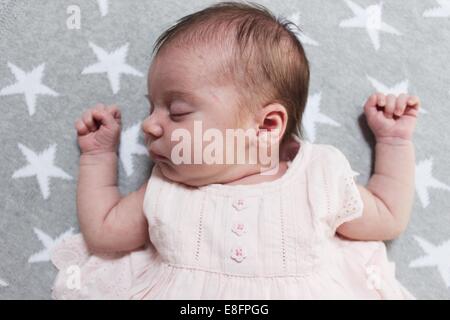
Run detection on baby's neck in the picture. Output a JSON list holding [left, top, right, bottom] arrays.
[[223, 137, 298, 186], [224, 161, 289, 186]]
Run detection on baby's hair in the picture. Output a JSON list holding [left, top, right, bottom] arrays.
[[152, 1, 310, 142]]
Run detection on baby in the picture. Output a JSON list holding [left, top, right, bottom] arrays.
[[50, 2, 420, 299]]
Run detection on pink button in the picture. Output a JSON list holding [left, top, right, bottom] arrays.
[[232, 222, 247, 236], [232, 198, 247, 211], [230, 246, 247, 262]]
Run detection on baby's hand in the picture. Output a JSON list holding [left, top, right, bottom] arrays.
[[75, 104, 121, 155], [364, 93, 421, 144]]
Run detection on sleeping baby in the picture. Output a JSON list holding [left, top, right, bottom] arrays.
[[50, 1, 420, 299]]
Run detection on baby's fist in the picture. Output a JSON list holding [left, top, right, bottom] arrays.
[[364, 93, 420, 144], [75, 104, 122, 155]]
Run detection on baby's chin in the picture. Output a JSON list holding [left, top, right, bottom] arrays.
[[156, 162, 212, 188]]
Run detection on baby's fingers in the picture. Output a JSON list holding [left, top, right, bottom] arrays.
[[75, 119, 89, 135], [384, 94, 397, 118], [393, 93, 408, 117], [80, 104, 105, 130], [376, 92, 386, 107], [92, 108, 119, 130], [405, 95, 421, 117], [364, 93, 379, 117], [407, 96, 421, 108], [82, 109, 98, 132], [106, 105, 121, 122]]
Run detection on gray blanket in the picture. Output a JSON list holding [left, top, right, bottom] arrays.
[[1, 0, 449, 299]]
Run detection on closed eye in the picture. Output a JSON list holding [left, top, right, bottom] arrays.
[[169, 102, 193, 119], [170, 112, 192, 118]]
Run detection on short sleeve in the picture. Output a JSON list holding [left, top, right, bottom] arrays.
[[318, 145, 364, 235]]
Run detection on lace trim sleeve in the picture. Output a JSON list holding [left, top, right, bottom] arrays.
[[318, 145, 364, 236], [330, 171, 364, 234]]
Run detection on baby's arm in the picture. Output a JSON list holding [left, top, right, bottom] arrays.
[[77, 152, 149, 253], [337, 93, 420, 241], [75, 104, 149, 253], [338, 140, 415, 240]]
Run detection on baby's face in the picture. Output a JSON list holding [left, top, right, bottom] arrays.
[[142, 44, 261, 187]]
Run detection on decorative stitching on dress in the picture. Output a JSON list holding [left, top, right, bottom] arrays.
[[149, 180, 164, 228], [335, 176, 362, 226], [164, 261, 318, 279], [322, 169, 331, 223], [194, 192, 206, 261], [279, 193, 287, 272]]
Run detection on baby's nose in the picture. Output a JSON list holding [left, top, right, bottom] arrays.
[[142, 117, 163, 138]]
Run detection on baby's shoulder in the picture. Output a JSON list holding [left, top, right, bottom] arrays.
[[300, 142, 359, 184], [304, 143, 359, 185], [307, 143, 349, 165]]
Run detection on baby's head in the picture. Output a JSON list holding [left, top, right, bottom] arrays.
[[142, 1, 310, 187]]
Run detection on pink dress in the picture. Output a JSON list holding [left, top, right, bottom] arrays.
[[50, 136, 415, 299]]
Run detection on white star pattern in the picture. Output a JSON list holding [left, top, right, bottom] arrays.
[[415, 158, 450, 208], [302, 92, 340, 143], [0, 63, 59, 116], [0, 1, 448, 301], [28, 227, 75, 263], [81, 42, 143, 94], [423, 0, 450, 18], [12, 144, 72, 200], [409, 236, 450, 287], [288, 13, 319, 46], [119, 123, 148, 176], [367, 76, 408, 95], [0, 278, 8, 287], [339, 0, 401, 51], [366, 76, 427, 114], [97, 0, 109, 17]]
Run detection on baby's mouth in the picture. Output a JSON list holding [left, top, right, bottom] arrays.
[[150, 150, 170, 162]]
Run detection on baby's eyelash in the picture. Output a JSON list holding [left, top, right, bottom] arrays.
[[170, 112, 191, 118]]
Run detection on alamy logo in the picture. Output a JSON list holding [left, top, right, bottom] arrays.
[[366, 265, 381, 290], [65, 265, 81, 290], [66, 5, 81, 30], [166, 121, 281, 175]]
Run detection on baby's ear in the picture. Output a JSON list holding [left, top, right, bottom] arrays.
[[258, 103, 288, 143]]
